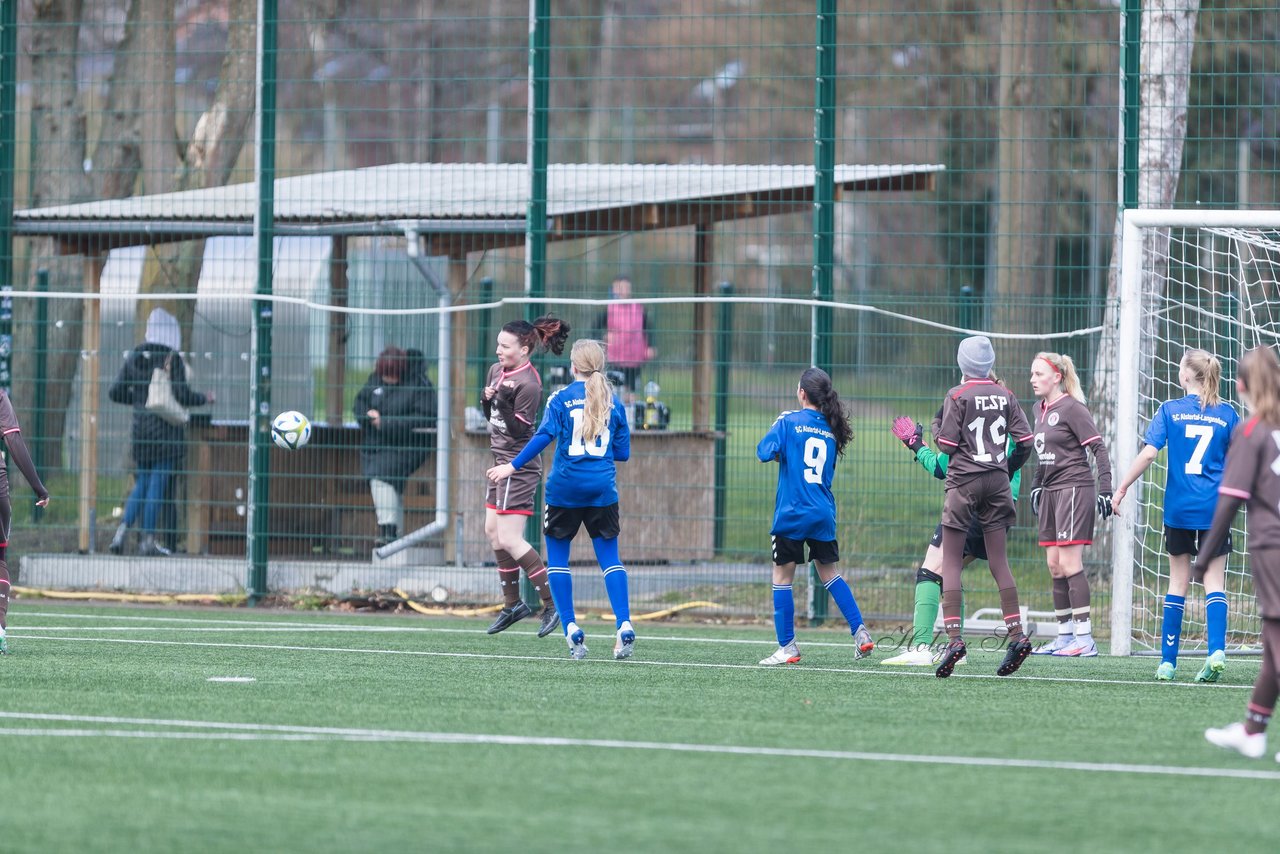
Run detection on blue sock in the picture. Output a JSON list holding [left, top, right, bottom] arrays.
[[545, 535, 575, 634], [1161, 593, 1185, 666], [772, 584, 795, 647], [592, 537, 630, 627], [1205, 591, 1228, 655], [824, 575, 865, 632]]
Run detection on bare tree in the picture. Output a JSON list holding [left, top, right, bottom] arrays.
[[136, 0, 258, 337], [990, 0, 1058, 378], [21, 0, 94, 468], [1092, 0, 1201, 433]]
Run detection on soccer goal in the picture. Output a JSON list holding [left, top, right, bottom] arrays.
[[1110, 209, 1280, 656]]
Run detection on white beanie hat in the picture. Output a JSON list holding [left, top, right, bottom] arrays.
[[957, 335, 995, 378], [144, 307, 181, 351]]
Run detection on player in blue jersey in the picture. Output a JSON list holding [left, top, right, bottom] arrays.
[[486, 339, 634, 661], [755, 367, 874, 665], [1114, 349, 1240, 682]]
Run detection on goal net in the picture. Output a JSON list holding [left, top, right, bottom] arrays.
[[1111, 209, 1280, 656]]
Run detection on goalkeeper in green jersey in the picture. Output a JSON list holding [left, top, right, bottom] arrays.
[[881, 400, 1023, 666]]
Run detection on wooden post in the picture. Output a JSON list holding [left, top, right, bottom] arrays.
[[325, 235, 348, 425], [446, 251, 469, 563], [78, 255, 105, 552], [692, 223, 715, 432]]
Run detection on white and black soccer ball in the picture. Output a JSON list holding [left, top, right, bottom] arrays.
[[271, 410, 312, 450]]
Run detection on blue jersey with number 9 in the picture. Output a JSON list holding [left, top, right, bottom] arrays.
[[1143, 394, 1239, 530], [757, 409, 838, 541], [516, 380, 632, 508]]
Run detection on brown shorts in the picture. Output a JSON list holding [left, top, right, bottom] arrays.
[[1037, 485, 1095, 546], [1251, 547, 1280, 621], [486, 465, 541, 515], [941, 469, 1016, 533]]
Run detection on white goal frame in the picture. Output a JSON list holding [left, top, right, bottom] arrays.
[[1110, 208, 1280, 656]]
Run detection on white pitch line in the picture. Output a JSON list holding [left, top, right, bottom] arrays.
[[0, 712, 1274, 782], [15, 612, 1263, 662], [8, 633, 1254, 690]]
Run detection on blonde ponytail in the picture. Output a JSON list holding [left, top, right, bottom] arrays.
[[572, 339, 613, 442], [1181, 349, 1222, 409], [1035, 351, 1085, 403]]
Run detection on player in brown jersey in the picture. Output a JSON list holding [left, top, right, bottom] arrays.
[[1202, 347, 1280, 760], [1027, 352, 1113, 658], [932, 336, 1035, 678], [0, 389, 50, 653], [482, 315, 570, 638]]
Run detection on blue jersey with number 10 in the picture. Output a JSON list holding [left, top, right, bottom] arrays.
[[513, 380, 632, 508], [1143, 394, 1239, 530], [756, 408, 838, 541]]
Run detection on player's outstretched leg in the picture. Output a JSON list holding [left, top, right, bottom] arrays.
[[884, 567, 939, 666], [487, 550, 533, 634], [820, 566, 874, 659], [934, 527, 969, 678], [592, 536, 635, 660], [761, 581, 800, 665]]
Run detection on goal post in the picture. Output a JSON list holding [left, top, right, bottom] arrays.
[[1110, 208, 1280, 657]]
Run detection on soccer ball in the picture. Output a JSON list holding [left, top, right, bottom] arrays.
[[271, 410, 311, 450]]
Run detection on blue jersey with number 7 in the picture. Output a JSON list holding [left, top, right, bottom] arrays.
[[1143, 394, 1239, 530], [757, 408, 838, 541]]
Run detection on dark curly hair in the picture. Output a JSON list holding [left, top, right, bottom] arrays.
[[502, 314, 571, 355]]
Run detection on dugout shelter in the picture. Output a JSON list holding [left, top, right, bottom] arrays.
[[15, 161, 941, 571]]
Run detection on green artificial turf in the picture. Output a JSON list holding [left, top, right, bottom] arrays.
[[2, 603, 1276, 853]]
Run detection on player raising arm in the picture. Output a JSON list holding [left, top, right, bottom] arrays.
[[487, 339, 634, 660], [1200, 347, 1280, 760], [755, 368, 873, 666], [482, 315, 571, 639], [1113, 349, 1239, 681], [1027, 351, 1113, 658], [932, 336, 1035, 679]]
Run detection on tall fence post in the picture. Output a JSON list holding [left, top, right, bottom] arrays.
[[32, 269, 48, 523], [713, 281, 733, 553], [247, 0, 278, 604], [521, 0, 551, 607], [809, 0, 838, 626]]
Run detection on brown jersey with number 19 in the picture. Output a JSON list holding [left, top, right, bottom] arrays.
[[935, 379, 1034, 488]]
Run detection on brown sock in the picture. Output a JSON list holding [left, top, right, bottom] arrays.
[[1052, 576, 1072, 631], [1246, 619, 1280, 735], [1067, 572, 1091, 633], [940, 526, 967, 641], [495, 549, 521, 608], [516, 548, 553, 606], [998, 585, 1026, 642]]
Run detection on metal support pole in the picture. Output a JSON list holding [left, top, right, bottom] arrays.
[[522, 0, 551, 606], [1120, 0, 1140, 211], [713, 281, 733, 553], [809, 0, 838, 626], [247, 0, 278, 604], [32, 269, 48, 522]]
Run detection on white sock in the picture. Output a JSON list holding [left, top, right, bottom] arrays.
[[1075, 618, 1093, 639]]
